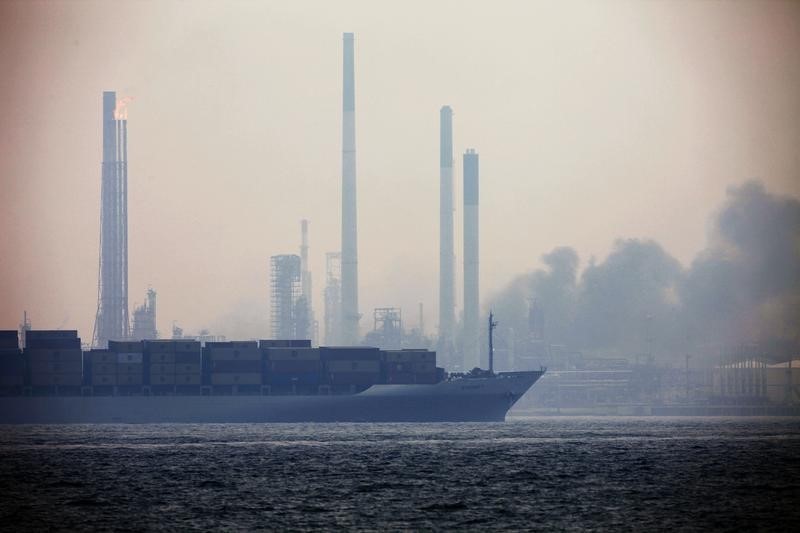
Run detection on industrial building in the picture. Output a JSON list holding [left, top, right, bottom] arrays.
[[324, 252, 342, 345], [270, 254, 304, 340], [131, 288, 157, 341], [92, 91, 130, 348]]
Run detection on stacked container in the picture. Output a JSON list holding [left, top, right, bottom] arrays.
[[259, 339, 312, 348], [205, 341, 262, 394], [87, 349, 117, 392], [262, 345, 322, 393], [25, 330, 83, 394], [173, 341, 202, 393], [0, 331, 23, 394], [321, 347, 382, 391], [384, 349, 438, 384], [108, 340, 144, 391]]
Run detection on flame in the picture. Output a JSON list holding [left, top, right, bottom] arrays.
[[114, 96, 133, 120]]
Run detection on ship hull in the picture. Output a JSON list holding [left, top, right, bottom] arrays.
[[0, 371, 543, 424]]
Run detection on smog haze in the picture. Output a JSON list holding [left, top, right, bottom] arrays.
[[1, 0, 798, 351]]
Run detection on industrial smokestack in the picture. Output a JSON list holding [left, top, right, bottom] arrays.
[[463, 149, 480, 370], [438, 106, 455, 362], [341, 32, 359, 344], [93, 91, 130, 348]]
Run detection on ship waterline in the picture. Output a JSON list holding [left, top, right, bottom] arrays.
[[0, 372, 543, 424]]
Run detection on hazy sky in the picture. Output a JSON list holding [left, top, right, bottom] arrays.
[[1, 0, 798, 342]]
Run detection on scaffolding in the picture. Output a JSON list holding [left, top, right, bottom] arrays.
[[371, 307, 403, 349], [323, 252, 341, 345], [270, 254, 302, 339]]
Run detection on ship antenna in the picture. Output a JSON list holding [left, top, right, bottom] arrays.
[[488, 311, 498, 374]]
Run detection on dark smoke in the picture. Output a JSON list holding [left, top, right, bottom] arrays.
[[488, 181, 800, 362]]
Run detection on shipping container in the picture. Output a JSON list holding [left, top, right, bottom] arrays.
[[0, 331, 19, 350], [91, 363, 117, 375], [174, 341, 201, 353], [329, 372, 380, 386], [174, 352, 201, 365], [212, 360, 261, 373], [267, 372, 321, 386], [117, 363, 143, 374], [141, 339, 174, 351], [327, 360, 381, 373], [206, 342, 260, 361], [269, 360, 321, 374], [31, 373, 82, 387], [25, 330, 78, 340], [117, 353, 143, 364], [25, 348, 82, 363], [412, 361, 437, 373], [385, 349, 436, 363], [264, 347, 321, 361], [259, 339, 312, 349], [150, 374, 175, 385], [175, 363, 202, 374], [109, 340, 144, 353], [116, 374, 143, 386], [210, 373, 262, 385], [385, 371, 416, 384], [25, 338, 81, 350], [149, 352, 175, 364], [0, 375, 24, 387], [150, 364, 176, 375], [175, 374, 201, 385], [91, 374, 117, 386], [88, 350, 116, 365], [0, 355, 24, 374], [320, 346, 381, 361], [31, 361, 83, 374]]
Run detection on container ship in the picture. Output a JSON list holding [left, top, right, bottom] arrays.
[[0, 330, 543, 423]]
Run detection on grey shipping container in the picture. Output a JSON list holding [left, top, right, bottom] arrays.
[[150, 364, 176, 375], [149, 352, 175, 363], [117, 363, 143, 375], [320, 347, 381, 361], [117, 374, 143, 386], [175, 363, 201, 374], [0, 331, 19, 350], [265, 348, 321, 361], [31, 373, 82, 387], [26, 349, 82, 363], [31, 361, 83, 374], [109, 340, 144, 352], [91, 363, 117, 375], [91, 374, 117, 386], [211, 373, 262, 385], [328, 360, 381, 373], [175, 374, 201, 385]]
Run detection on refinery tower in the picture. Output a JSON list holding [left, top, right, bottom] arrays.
[[92, 91, 130, 348]]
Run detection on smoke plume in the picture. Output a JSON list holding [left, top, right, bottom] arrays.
[[488, 181, 800, 362]]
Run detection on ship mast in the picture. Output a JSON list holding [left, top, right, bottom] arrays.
[[488, 311, 498, 374]]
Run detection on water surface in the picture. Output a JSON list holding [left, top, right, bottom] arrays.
[[0, 417, 798, 530]]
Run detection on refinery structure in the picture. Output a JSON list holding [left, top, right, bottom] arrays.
[[47, 35, 491, 372]]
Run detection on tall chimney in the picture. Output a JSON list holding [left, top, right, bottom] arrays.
[[438, 106, 455, 362], [341, 32, 359, 344], [93, 91, 130, 348], [463, 149, 480, 370]]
